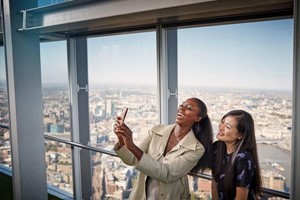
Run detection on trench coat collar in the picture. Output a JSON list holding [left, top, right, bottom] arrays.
[[153, 123, 198, 151]]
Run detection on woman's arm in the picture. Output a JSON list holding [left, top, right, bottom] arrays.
[[211, 178, 219, 200], [114, 119, 153, 165], [136, 143, 204, 183], [115, 121, 204, 182], [114, 144, 136, 166], [234, 152, 254, 200], [235, 187, 249, 200], [113, 118, 146, 160]]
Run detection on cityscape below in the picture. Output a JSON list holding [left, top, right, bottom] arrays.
[[0, 84, 292, 199]]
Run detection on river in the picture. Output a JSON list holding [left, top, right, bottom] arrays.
[[257, 143, 291, 190]]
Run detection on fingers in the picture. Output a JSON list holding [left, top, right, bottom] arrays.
[[113, 121, 123, 130], [113, 123, 121, 133], [115, 116, 123, 124], [113, 124, 132, 138], [114, 118, 128, 129], [113, 123, 125, 135]]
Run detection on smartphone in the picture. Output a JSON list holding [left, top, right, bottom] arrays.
[[120, 107, 128, 122]]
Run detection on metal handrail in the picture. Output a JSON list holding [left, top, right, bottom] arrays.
[[44, 134, 117, 157], [0, 124, 290, 199], [0, 124, 9, 129], [261, 187, 289, 199]]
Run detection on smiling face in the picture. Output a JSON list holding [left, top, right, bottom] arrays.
[[176, 98, 202, 127], [216, 115, 243, 151]]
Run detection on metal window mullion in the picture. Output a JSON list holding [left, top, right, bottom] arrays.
[[291, 0, 300, 199], [68, 38, 82, 200], [68, 37, 92, 200], [157, 25, 168, 125], [75, 37, 92, 200], [166, 28, 178, 124], [157, 26, 178, 125]]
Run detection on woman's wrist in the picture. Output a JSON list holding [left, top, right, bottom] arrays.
[[115, 140, 125, 150], [127, 143, 143, 160]]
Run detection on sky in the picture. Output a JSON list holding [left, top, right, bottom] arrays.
[[0, 18, 294, 91], [177, 19, 293, 90]]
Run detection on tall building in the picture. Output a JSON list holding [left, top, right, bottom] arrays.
[[59, 110, 64, 123], [105, 100, 115, 119]]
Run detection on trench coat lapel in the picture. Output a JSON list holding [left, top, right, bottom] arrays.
[[167, 128, 198, 154], [152, 124, 176, 159]]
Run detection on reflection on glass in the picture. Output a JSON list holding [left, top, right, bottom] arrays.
[[87, 31, 158, 199], [178, 19, 293, 196]]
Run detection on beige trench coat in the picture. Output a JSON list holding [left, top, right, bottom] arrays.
[[115, 124, 205, 200]]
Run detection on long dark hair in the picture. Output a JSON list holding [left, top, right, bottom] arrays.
[[190, 98, 213, 173], [213, 110, 262, 199]]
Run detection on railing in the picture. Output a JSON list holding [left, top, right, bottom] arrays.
[[44, 134, 117, 157], [0, 124, 9, 129], [0, 123, 290, 199]]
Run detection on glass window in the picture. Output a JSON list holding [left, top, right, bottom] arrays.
[[178, 19, 293, 196], [45, 140, 73, 196], [0, 46, 11, 168], [40, 41, 73, 195], [40, 41, 70, 140], [87, 31, 158, 199]]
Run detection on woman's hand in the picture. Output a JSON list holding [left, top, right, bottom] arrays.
[[113, 116, 143, 160], [113, 116, 125, 147], [113, 116, 134, 148]]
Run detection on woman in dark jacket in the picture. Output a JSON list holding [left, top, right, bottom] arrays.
[[212, 110, 262, 200]]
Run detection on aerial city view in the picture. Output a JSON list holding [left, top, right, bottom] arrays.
[[0, 84, 292, 199]]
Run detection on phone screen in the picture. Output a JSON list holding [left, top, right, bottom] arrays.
[[120, 107, 128, 122]]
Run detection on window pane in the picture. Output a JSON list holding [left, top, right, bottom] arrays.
[[178, 19, 293, 195], [188, 176, 212, 199], [45, 140, 73, 197], [41, 41, 73, 195], [41, 41, 70, 140], [87, 31, 158, 199], [0, 46, 11, 168]]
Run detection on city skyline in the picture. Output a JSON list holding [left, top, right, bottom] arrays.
[[0, 81, 292, 197]]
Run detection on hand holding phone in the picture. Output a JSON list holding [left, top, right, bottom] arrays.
[[120, 107, 128, 122]]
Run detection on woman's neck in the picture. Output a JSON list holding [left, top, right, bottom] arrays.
[[173, 124, 192, 139], [225, 143, 236, 154]]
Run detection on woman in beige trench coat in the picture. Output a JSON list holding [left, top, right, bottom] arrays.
[[113, 97, 213, 200]]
